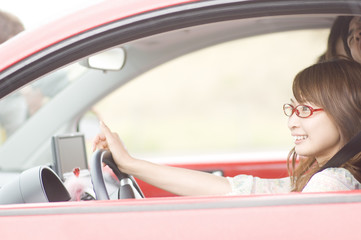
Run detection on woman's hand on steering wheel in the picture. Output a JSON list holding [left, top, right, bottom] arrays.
[[92, 121, 132, 173]]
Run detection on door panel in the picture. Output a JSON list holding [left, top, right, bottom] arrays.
[[138, 159, 289, 197]]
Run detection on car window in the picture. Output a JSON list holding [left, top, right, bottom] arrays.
[[0, 64, 86, 145], [83, 29, 329, 162]]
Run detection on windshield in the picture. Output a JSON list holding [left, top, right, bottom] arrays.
[[0, 63, 87, 170]]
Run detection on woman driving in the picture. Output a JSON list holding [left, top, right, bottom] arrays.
[[93, 59, 361, 195]]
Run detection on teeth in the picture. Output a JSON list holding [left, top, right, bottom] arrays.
[[293, 135, 307, 141]]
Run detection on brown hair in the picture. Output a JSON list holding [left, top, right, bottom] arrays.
[[318, 16, 352, 62], [288, 59, 361, 191], [340, 16, 354, 59], [0, 9, 24, 44]]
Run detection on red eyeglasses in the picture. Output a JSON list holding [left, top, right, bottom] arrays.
[[283, 104, 324, 118]]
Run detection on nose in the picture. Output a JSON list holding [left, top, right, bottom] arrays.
[[287, 112, 300, 130]]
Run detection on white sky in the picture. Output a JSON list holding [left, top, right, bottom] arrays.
[[1, 0, 103, 29]]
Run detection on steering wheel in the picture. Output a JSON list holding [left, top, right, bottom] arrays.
[[90, 149, 144, 200]]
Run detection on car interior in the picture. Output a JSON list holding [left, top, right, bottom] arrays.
[[0, 12, 356, 202]]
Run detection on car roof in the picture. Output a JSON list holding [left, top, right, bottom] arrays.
[[0, 0, 359, 73], [1, 0, 359, 100], [0, 0, 195, 71]]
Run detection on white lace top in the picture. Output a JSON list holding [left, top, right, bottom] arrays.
[[227, 168, 361, 195]]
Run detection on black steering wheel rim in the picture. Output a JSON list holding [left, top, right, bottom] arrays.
[[90, 149, 144, 200]]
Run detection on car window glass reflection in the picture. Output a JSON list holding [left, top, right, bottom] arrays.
[[0, 63, 86, 145]]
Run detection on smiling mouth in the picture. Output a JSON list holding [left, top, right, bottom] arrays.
[[293, 135, 307, 141]]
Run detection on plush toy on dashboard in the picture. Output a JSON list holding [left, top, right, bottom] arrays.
[[64, 167, 120, 201], [64, 168, 95, 201]]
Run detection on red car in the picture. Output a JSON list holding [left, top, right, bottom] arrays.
[[0, 0, 361, 239]]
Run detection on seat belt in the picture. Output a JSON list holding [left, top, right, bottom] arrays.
[[317, 131, 361, 172]]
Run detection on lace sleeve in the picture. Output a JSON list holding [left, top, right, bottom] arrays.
[[226, 174, 292, 195], [302, 168, 361, 192]]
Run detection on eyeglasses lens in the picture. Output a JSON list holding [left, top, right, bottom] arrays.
[[283, 104, 294, 116], [283, 104, 312, 118], [297, 105, 311, 118]]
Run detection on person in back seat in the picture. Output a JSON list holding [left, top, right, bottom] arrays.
[[346, 16, 361, 64], [317, 16, 351, 62], [93, 59, 361, 195]]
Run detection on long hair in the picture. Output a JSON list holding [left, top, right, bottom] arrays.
[[340, 16, 354, 59], [288, 59, 361, 191], [318, 16, 353, 62], [326, 16, 353, 60]]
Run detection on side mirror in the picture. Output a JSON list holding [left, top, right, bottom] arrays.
[[81, 47, 126, 71]]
